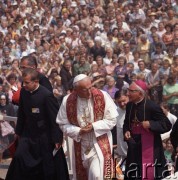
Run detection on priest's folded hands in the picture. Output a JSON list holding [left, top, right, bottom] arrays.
[[79, 123, 93, 135]]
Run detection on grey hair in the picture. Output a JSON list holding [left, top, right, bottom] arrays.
[[140, 34, 147, 40], [106, 75, 115, 82]]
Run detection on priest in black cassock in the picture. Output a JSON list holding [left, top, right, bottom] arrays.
[[5, 68, 69, 180], [123, 80, 172, 180]]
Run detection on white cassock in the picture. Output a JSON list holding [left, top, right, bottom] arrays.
[[116, 107, 128, 159], [56, 90, 118, 180]]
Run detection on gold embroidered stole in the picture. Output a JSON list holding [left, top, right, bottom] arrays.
[[66, 88, 113, 179]]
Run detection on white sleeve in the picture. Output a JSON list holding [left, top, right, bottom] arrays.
[[167, 112, 177, 126], [56, 95, 81, 142]]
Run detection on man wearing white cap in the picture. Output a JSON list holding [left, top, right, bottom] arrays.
[[56, 74, 118, 180], [123, 80, 172, 180]]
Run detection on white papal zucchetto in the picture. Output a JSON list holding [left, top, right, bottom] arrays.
[[73, 74, 88, 84]]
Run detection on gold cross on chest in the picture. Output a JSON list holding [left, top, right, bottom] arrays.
[[81, 108, 90, 125]]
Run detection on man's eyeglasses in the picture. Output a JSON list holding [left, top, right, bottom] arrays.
[[127, 88, 139, 93]]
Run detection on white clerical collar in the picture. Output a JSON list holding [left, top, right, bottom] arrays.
[[135, 97, 144, 105], [30, 84, 39, 93]]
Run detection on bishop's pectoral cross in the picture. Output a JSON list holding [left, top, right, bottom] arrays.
[[82, 115, 88, 124], [132, 113, 140, 127], [81, 108, 90, 127], [81, 109, 92, 155]]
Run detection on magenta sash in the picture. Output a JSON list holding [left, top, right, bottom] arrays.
[[132, 124, 154, 180]]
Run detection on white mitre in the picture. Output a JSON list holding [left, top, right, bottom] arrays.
[[73, 74, 88, 84]]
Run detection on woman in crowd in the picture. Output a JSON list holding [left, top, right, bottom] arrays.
[[95, 55, 106, 76], [171, 55, 178, 77], [5, 73, 21, 102], [162, 24, 174, 48], [6, 59, 21, 78], [137, 34, 150, 66], [146, 62, 163, 104], [114, 56, 127, 80], [103, 76, 119, 99], [159, 59, 171, 85], [53, 75, 66, 105], [38, 55, 49, 74], [105, 53, 119, 76], [163, 74, 178, 118], [128, 50, 140, 70]]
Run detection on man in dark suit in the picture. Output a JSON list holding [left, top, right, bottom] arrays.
[[6, 68, 69, 180], [12, 55, 53, 104], [20, 55, 53, 91], [60, 60, 73, 94]]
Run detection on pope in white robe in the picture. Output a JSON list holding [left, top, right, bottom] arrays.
[[56, 74, 118, 180]]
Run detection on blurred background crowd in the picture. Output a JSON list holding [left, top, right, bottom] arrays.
[[0, 0, 178, 175]]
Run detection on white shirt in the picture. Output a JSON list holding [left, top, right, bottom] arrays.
[[103, 56, 112, 65], [129, 9, 146, 22], [117, 107, 126, 128], [111, 22, 130, 32], [134, 68, 150, 79], [156, 29, 166, 38], [151, 51, 167, 60], [161, 112, 177, 140], [119, 52, 134, 62]]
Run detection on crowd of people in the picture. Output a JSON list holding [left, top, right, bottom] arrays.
[[0, 0, 178, 179]]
